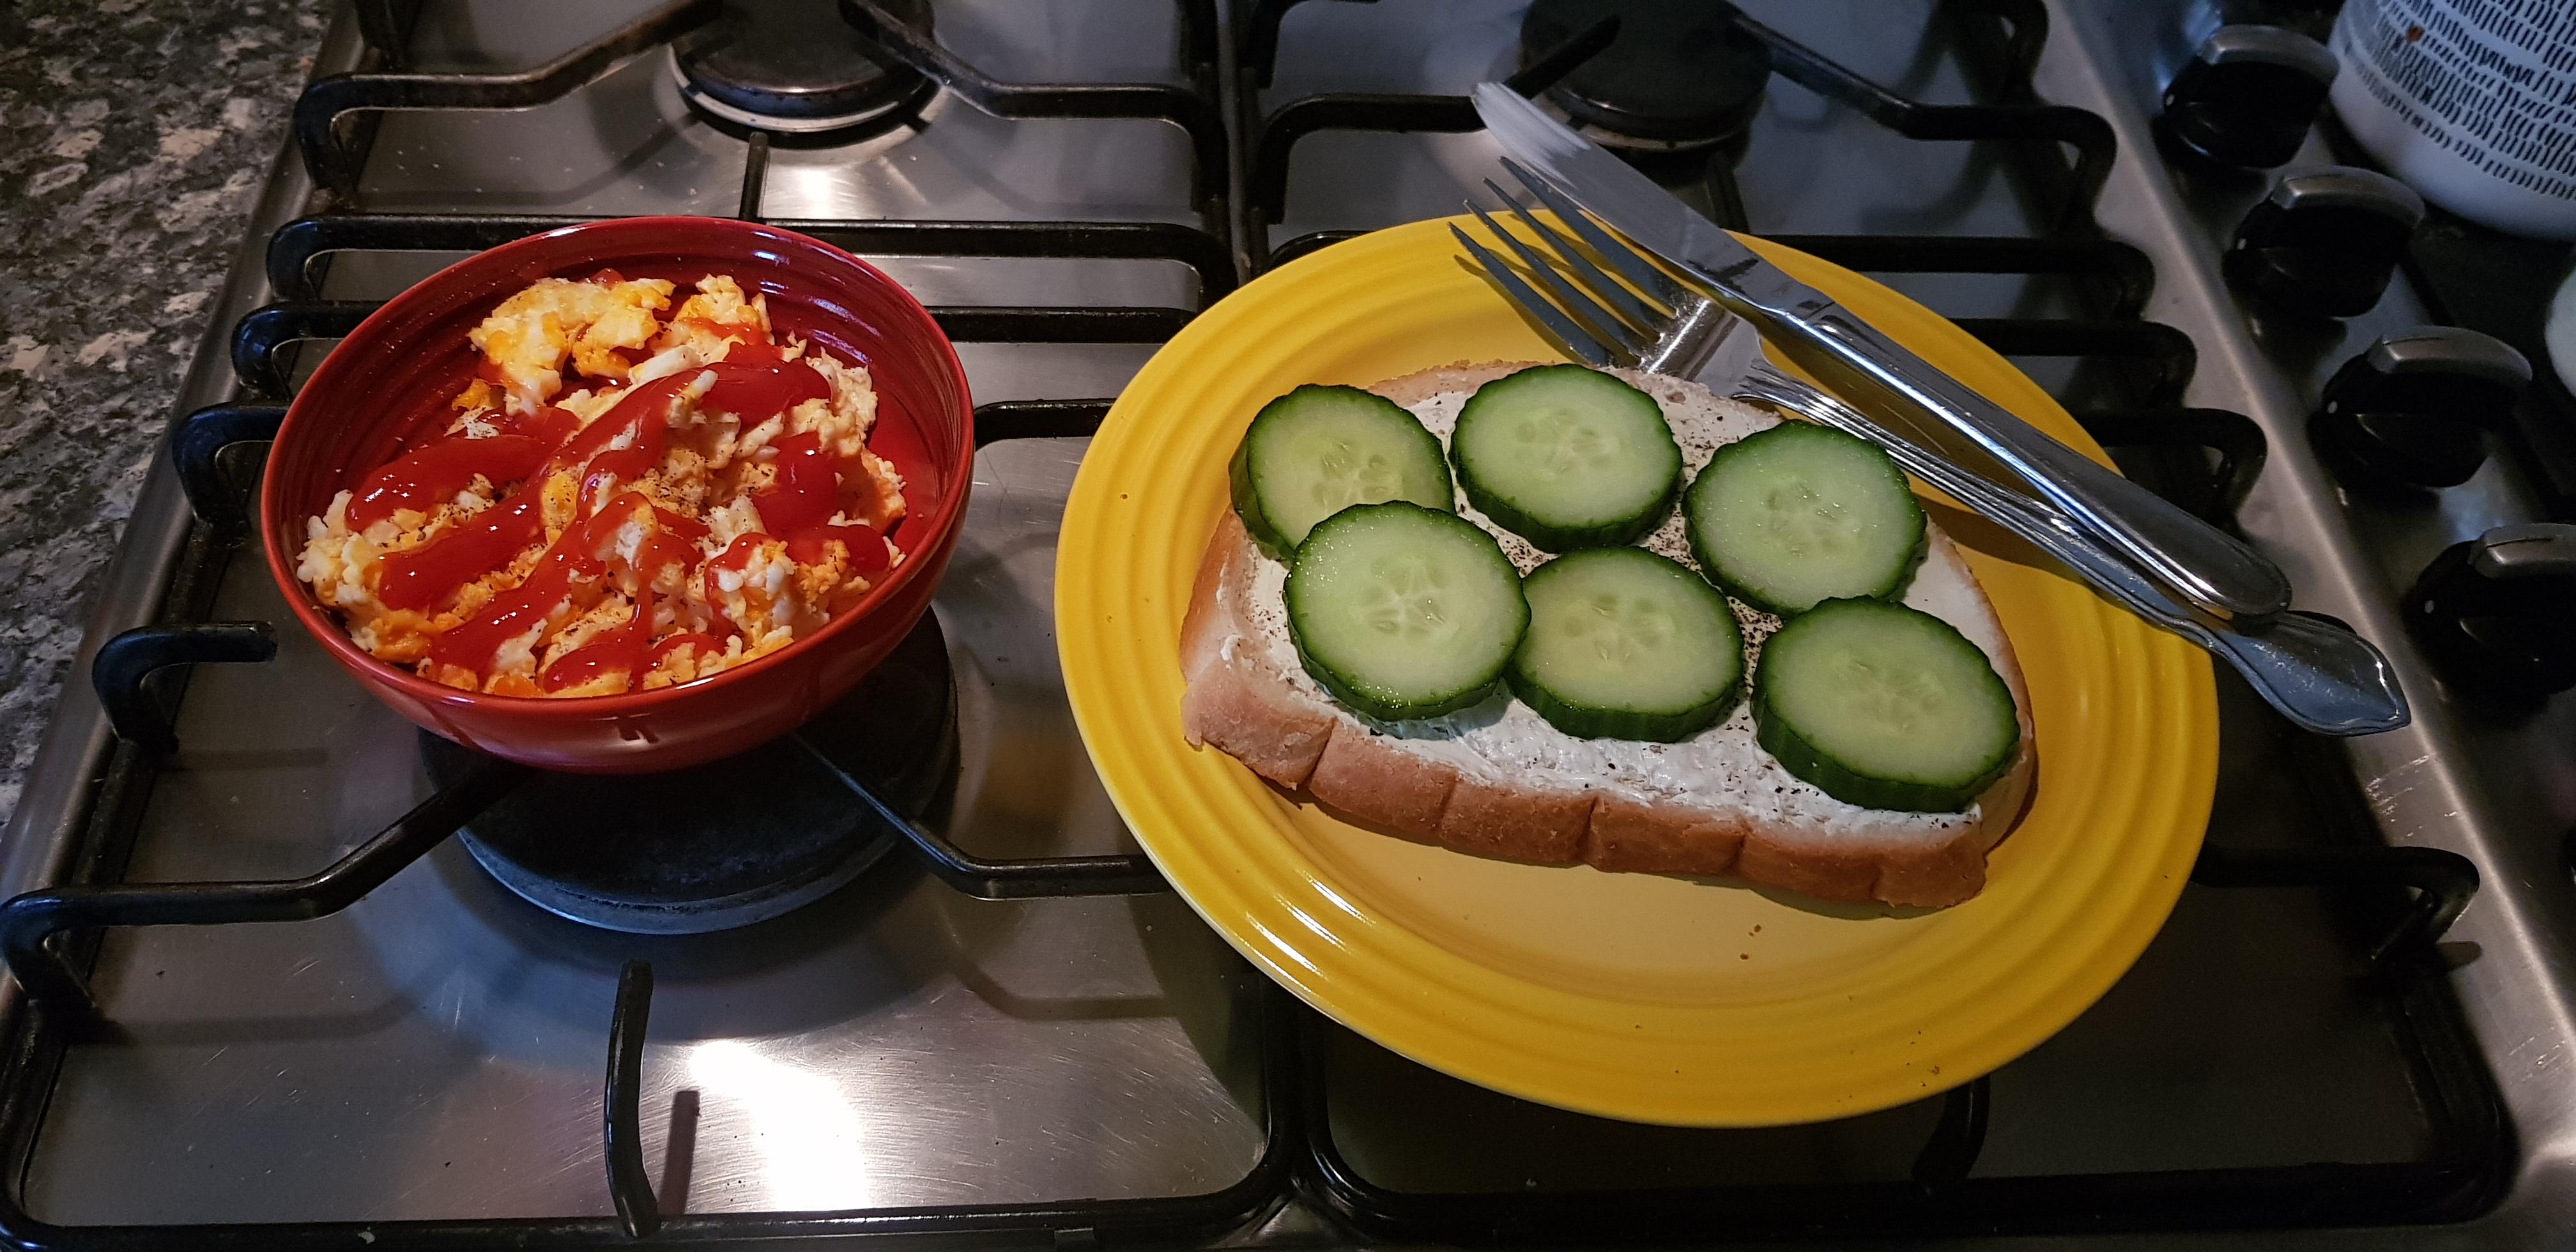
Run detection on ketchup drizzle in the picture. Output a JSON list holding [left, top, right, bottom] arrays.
[[335, 310, 898, 696], [701, 359, 827, 418], [700, 534, 773, 607], [501, 404, 583, 448], [376, 498, 546, 612], [346, 434, 546, 531], [427, 503, 623, 679], [753, 431, 839, 535], [541, 591, 656, 693], [785, 523, 890, 578], [544, 372, 693, 480]]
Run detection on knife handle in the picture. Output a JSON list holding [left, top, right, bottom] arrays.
[[1765, 305, 2294, 622]]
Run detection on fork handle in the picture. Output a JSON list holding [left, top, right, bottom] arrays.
[[1745, 302, 2293, 623]]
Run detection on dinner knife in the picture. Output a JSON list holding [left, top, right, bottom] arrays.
[[1471, 82, 2296, 625]]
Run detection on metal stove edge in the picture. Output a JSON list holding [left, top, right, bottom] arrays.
[[2, 2, 2570, 1246], [2036, 1, 2576, 1247]]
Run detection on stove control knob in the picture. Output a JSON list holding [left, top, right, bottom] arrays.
[[2161, 26, 2338, 169], [2227, 167, 2425, 319], [2312, 327, 2533, 489], [2405, 523, 2576, 696]]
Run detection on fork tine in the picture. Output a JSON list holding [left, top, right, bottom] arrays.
[[1450, 225, 1620, 368], [1500, 157, 1687, 307], [1483, 179, 1664, 333], [1464, 202, 1651, 357]]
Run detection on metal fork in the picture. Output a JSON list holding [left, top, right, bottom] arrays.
[[1448, 181, 2409, 736]]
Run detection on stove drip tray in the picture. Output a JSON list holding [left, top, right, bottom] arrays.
[[668, 0, 937, 137], [423, 615, 958, 935]]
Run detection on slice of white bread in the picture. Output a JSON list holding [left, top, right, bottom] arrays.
[[1178, 362, 2035, 908]]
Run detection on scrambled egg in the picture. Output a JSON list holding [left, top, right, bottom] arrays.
[[299, 271, 908, 699], [468, 275, 678, 411]]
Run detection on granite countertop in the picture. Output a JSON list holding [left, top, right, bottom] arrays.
[[0, 0, 327, 824]]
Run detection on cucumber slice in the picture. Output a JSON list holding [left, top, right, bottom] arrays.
[[1685, 422, 1926, 616], [1230, 384, 1453, 557], [1286, 501, 1529, 721], [1753, 598, 2020, 813], [1508, 547, 1745, 741], [1450, 365, 1682, 551]]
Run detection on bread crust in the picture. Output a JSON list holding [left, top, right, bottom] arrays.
[[1179, 361, 2037, 908]]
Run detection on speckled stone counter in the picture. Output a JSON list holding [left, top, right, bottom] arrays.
[[0, 1, 328, 823]]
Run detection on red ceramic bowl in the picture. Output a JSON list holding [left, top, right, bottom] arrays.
[[261, 217, 973, 774]]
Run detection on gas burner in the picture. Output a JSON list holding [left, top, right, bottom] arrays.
[[1519, 0, 1772, 153], [423, 614, 958, 935], [668, 0, 938, 137]]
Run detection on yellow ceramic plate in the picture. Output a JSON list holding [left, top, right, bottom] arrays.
[[1057, 216, 2218, 1127]]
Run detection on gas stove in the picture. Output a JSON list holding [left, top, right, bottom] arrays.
[[8, 0, 2576, 1246]]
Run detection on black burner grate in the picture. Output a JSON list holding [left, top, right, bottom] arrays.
[[416, 604, 959, 936], [670, 0, 937, 137]]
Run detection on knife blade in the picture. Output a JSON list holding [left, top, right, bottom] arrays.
[[1471, 82, 2295, 624]]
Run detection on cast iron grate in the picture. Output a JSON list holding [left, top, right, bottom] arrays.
[[1245, 0, 2110, 252], [0, 575, 2510, 1246], [0, 348, 2504, 1249], [301, 0, 1229, 226], [1245, 1, 2255, 527]]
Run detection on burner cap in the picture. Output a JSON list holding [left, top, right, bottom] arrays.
[[425, 615, 958, 934], [672, 0, 935, 135], [1519, 0, 1772, 151]]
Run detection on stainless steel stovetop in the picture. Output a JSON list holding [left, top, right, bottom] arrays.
[[8, 1, 2576, 1246]]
